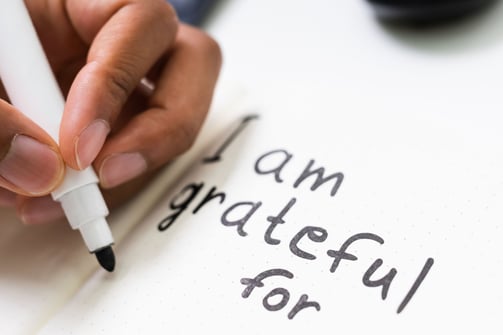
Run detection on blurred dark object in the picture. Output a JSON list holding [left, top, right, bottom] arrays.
[[367, 0, 496, 22], [168, 0, 219, 26]]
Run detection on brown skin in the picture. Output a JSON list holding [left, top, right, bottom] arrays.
[[0, 0, 222, 224]]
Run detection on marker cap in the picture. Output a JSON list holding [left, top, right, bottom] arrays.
[[56, 178, 113, 252]]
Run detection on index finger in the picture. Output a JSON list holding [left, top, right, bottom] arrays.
[[60, 0, 178, 170]]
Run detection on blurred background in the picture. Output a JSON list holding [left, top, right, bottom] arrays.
[[167, 0, 503, 130]]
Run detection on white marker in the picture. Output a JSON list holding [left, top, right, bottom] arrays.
[[0, 0, 115, 271]]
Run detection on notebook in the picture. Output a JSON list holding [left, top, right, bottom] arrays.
[[0, 75, 501, 334]]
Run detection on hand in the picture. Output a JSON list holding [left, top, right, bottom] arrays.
[[0, 0, 222, 224]]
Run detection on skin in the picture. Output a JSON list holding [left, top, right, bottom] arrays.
[[0, 0, 222, 224]]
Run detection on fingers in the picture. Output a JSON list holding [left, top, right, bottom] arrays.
[[1, 1, 221, 226], [61, 0, 178, 170], [16, 195, 65, 225], [16, 163, 161, 225], [0, 188, 16, 207], [0, 100, 65, 196], [96, 25, 222, 189]]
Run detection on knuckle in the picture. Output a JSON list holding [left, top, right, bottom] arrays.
[[152, 0, 179, 32], [192, 31, 222, 64], [161, 1, 178, 22], [105, 65, 137, 106], [201, 35, 222, 66], [174, 120, 198, 153], [176, 26, 222, 69], [147, 110, 199, 164]]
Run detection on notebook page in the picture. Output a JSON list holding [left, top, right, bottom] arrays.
[[38, 84, 503, 334], [0, 80, 244, 335]]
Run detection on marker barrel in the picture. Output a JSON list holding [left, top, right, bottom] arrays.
[[0, 0, 114, 253]]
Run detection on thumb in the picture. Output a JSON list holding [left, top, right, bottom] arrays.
[[0, 100, 64, 196]]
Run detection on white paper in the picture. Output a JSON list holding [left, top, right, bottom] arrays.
[[3, 0, 503, 333], [37, 84, 503, 334]]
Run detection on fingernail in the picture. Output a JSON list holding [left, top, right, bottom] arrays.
[[0, 135, 64, 195], [99, 152, 147, 188], [19, 196, 65, 225], [75, 119, 110, 169]]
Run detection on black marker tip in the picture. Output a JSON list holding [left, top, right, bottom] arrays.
[[94, 246, 116, 272]]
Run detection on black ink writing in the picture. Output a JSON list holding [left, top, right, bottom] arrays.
[[193, 186, 226, 214], [241, 268, 321, 319], [254, 149, 292, 183], [362, 259, 398, 300], [288, 294, 321, 320], [397, 258, 434, 314], [158, 181, 434, 315], [289, 226, 328, 260], [327, 233, 384, 273], [158, 183, 204, 231], [293, 160, 344, 196], [157, 137, 435, 317], [241, 268, 293, 298], [265, 197, 296, 245], [263, 288, 290, 311], [255, 150, 345, 197], [204, 114, 259, 163], [221, 201, 262, 237]]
